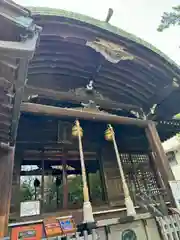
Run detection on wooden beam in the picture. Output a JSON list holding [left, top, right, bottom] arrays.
[[23, 157, 96, 161], [0, 55, 17, 70], [25, 85, 142, 112], [10, 59, 29, 146], [21, 169, 82, 176], [0, 32, 40, 59], [21, 103, 148, 127], [0, 146, 15, 237]]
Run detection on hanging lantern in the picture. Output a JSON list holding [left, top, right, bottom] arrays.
[[55, 176, 62, 187], [105, 124, 113, 141], [72, 120, 83, 137], [34, 178, 40, 188], [34, 178, 40, 201]]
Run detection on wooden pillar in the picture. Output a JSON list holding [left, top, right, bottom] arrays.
[[62, 158, 68, 209], [0, 146, 15, 237], [98, 149, 108, 202], [11, 154, 21, 216], [145, 121, 175, 204], [149, 152, 169, 215], [41, 153, 44, 214]]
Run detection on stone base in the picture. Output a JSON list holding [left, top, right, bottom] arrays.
[[125, 197, 136, 216], [83, 201, 94, 222]]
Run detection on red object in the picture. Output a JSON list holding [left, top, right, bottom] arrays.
[[11, 224, 43, 240]]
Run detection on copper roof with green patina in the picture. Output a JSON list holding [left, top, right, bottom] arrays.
[[25, 6, 180, 120], [28, 7, 179, 69]]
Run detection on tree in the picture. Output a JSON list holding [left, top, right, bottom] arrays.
[[158, 5, 180, 32], [20, 173, 102, 207], [173, 113, 180, 119], [20, 179, 35, 201]]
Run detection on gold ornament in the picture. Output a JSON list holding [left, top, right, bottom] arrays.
[[72, 120, 83, 137], [105, 124, 114, 141]]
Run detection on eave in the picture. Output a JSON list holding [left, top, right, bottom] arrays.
[[22, 7, 180, 120], [0, 1, 40, 146]]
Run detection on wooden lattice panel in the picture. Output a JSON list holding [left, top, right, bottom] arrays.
[[102, 149, 168, 207], [120, 153, 166, 204], [156, 214, 180, 240]]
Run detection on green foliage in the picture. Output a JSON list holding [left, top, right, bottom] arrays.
[[68, 175, 83, 203], [173, 113, 180, 119], [20, 180, 35, 201], [176, 132, 180, 139], [89, 173, 102, 201], [158, 5, 180, 32], [20, 173, 102, 206]]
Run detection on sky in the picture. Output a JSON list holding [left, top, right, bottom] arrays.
[[15, 0, 180, 65]]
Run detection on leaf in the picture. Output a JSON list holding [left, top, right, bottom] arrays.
[[158, 5, 180, 32]]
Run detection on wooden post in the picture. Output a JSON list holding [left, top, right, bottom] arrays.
[[145, 122, 174, 181], [0, 146, 15, 237], [149, 152, 169, 215], [11, 154, 21, 216], [98, 150, 108, 202], [41, 153, 44, 214], [145, 121, 175, 205], [62, 157, 68, 209]]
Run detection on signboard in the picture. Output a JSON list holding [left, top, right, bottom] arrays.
[[59, 218, 76, 235], [11, 224, 42, 240], [43, 217, 63, 238], [169, 180, 180, 209], [20, 201, 40, 217]]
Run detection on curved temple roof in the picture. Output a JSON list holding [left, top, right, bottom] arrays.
[[23, 7, 180, 120]]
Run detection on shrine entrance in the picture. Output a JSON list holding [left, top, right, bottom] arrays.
[[9, 104, 173, 223], [1, 1, 180, 238]]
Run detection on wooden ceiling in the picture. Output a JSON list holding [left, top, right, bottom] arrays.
[[23, 7, 180, 120], [0, 2, 180, 148]]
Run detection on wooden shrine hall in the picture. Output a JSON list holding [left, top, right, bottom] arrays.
[[0, 1, 180, 237]]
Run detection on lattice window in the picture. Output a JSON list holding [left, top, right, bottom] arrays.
[[120, 152, 164, 203], [57, 121, 72, 143]]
